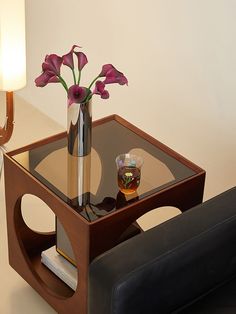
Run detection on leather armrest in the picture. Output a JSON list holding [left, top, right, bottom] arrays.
[[89, 187, 236, 314]]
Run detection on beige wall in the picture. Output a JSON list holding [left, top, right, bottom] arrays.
[[19, 0, 236, 199]]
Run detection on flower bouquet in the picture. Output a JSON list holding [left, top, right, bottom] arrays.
[[35, 45, 128, 156]]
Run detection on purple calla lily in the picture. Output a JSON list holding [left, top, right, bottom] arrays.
[[93, 81, 109, 99], [35, 71, 59, 87], [99, 64, 114, 77], [62, 45, 81, 69], [103, 68, 128, 85], [35, 44, 128, 102], [74, 51, 88, 71], [68, 85, 88, 106], [42, 54, 63, 76], [62, 51, 74, 70], [48, 76, 60, 83], [99, 64, 128, 85]]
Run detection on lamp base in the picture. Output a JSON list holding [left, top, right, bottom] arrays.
[[0, 91, 14, 146]]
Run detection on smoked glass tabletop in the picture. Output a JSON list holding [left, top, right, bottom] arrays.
[[12, 117, 196, 222]]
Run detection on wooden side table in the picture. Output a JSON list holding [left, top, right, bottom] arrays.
[[4, 115, 205, 313]]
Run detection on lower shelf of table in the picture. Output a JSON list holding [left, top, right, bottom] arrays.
[[29, 244, 75, 298], [23, 222, 143, 299]]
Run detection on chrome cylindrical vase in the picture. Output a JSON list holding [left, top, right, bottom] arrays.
[[67, 99, 92, 157], [67, 152, 91, 208]]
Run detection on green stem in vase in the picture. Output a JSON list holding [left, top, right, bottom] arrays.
[[77, 70, 81, 85], [58, 76, 69, 92], [72, 69, 77, 85], [88, 75, 100, 91]]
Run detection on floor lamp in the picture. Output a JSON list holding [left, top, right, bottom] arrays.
[[0, 0, 26, 147]]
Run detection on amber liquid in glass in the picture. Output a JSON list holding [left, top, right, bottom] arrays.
[[118, 166, 141, 194]]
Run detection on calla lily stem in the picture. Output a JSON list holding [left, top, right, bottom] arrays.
[[88, 75, 100, 91], [77, 70, 81, 85], [72, 69, 76, 85], [58, 76, 69, 92]]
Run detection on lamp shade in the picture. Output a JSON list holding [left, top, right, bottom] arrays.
[[0, 0, 26, 91]]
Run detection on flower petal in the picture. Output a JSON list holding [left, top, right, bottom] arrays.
[[35, 71, 57, 87], [42, 54, 63, 76], [74, 51, 88, 71], [93, 80, 109, 99], [62, 51, 74, 69], [48, 76, 60, 83], [93, 80, 105, 94], [103, 68, 128, 85], [67, 85, 88, 106], [101, 90, 109, 99], [99, 64, 115, 77], [62, 45, 82, 69], [71, 44, 82, 51], [99, 64, 128, 85]]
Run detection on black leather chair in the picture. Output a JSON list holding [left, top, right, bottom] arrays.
[[89, 187, 236, 313]]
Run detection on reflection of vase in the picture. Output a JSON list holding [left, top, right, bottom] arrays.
[[67, 153, 91, 207], [67, 99, 92, 157], [56, 151, 93, 266]]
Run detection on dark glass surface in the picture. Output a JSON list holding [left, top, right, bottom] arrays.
[[12, 119, 196, 221]]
